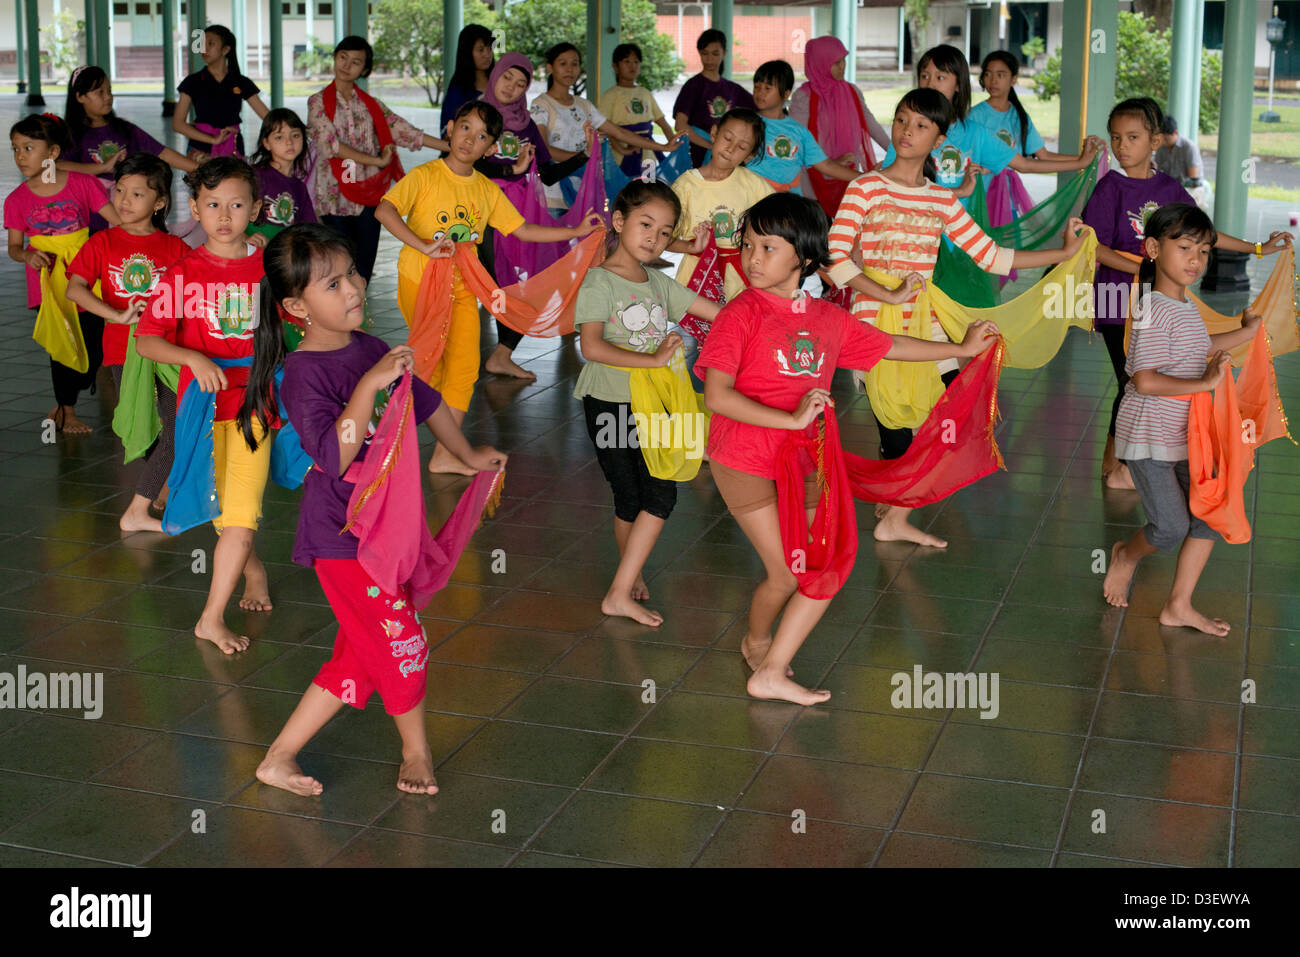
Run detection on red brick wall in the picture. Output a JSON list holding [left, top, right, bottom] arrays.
[[663, 13, 816, 75]]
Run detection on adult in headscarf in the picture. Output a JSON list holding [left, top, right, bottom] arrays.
[[475, 52, 590, 380], [439, 24, 496, 136], [307, 35, 450, 282], [788, 36, 889, 219]]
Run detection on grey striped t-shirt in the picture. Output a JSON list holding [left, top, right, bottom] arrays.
[[1115, 291, 1211, 462]]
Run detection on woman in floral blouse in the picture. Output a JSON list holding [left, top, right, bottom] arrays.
[[307, 35, 449, 281]]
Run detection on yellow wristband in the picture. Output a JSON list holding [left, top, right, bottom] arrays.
[[1255, 242, 1263, 258]]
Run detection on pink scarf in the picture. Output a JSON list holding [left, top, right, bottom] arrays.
[[195, 122, 239, 158], [494, 152, 607, 283], [343, 371, 504, 609], [799, 37, 864, 162]]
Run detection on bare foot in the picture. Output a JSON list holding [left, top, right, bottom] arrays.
[[740, 633, 794, 677], [1105, 463, 1136, 490], [484, 347, 538, 381], [632, 576, 650, 601], [194, 616, 250, 654], [874, 508, 948, 548], [747, 666, 831, 706], [874, 502, 890, 520], [256, 752, 323, 796], [1159, 600, 1231, 637], [1102, 541, 1139, 607], [239, 557, 272, 612], [397, 748, 438, 794], [428, 451, 477, 475], [119, 509, 164, 533], [1102, 435, 1119, 477], [56, 406, 92, 435], [602, 591, 663, 626]]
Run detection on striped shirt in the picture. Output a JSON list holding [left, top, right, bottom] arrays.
[[1115, 292, 1211, 462]]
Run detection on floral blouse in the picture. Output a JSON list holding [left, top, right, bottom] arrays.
[[307, 84, 426, 217]]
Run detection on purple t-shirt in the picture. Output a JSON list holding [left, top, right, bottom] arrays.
[[3, 172, 108, 306], [672, 74, 756, 167], [254, 165, 318, 227], [478, 117, 554, 180], [1081, 170, 1194, 326], [67, 121, 166, 187], [281, 331, 442, 566]]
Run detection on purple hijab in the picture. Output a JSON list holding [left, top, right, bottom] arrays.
[[480, 53, 535, 133]]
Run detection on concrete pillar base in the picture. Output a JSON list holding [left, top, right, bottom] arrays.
[[1199, 249, 1251, 292], [25, 93, 45, 106]]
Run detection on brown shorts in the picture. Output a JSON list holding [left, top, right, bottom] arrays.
[[710, 459, 821, 517]]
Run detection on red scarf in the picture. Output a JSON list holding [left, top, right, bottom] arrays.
[[321, 81, 404, 207], [806, 87, 875, 221], [680, 234, 748, 342]]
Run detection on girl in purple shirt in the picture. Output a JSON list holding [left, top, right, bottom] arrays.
[[248, 108, 318, 245]]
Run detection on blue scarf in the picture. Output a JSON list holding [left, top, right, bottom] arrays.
[[162, 355, 311, 535]]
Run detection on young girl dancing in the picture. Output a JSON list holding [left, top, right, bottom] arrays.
[[574, 181, 719, 626], [135, 157, 272, 654], [248, 108, 318, 244], [673, 28, 755, 168], [5, 114, 119, 435], [828, 88, 1086, 547], [255, 224, 506, 796], [1083, 97, 1290, 488], [1102, 204, 1269, 635], [65, 152, 189, 531], [174, 24, 270, 160], [747, 59, 859, 193], [600, 43, 679, 178], [697, 192, 999, 706]]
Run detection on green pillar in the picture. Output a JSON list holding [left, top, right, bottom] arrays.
[[1188, 4, 1204, 143], [269, 0, 284, 107], [16, 0, 25, 94], [1168, 0, 1203, 147], [163, 0, 177, 114], [334, 0, 344, 42], [1212, 0, 1253, 239], [23, 0, 42, 104], [980, 5, 999, 63], [96, 0, 111, 72], [712, 0, 733, 79], [231, 0, 245, 73], [586, 0, 620, 102], [347, 0, 365, 38], [189, 0, 207, 73], [831, 0, 856, 82], [1056, 0, 1117, 156], [84, 0, 98, 66], [443, 0, 462, 100]]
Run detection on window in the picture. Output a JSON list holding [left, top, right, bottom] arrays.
[[113, 2, 128, 14], [282, 0, 331, 17]]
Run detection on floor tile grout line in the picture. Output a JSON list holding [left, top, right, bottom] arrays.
[[1227, 462, 1262, 867]]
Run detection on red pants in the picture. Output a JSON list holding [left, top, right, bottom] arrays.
[[313, 558, 428, 715]]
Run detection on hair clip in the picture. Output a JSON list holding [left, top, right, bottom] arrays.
[[70, 65, 88, 85]]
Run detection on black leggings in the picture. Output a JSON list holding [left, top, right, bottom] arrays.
[[1099, 324, 1128, 438], [322, 207, 382, 282], [478, 224, 524, 351], [109, 366, 176, 500], [51, 312, 104, 408], [583, 395, 677, 522], [874, 367, 959, 460]]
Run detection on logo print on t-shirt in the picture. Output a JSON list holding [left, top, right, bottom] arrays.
[[706, 205, 737, 241], [937, 144, 963, 178], [497, 130, 521, 159], [108, 252, 159, 298], [203, 283, 257, 339], [996, 128, 1015, 147], [91, 140, 125, 165], [708, 96, 728, 118], [629, 98, 646, 116], [1126, 200, 1162, 238], [769, 134, 795, 160], [266, 192, 298, 226], [774, 330, 825, 377]]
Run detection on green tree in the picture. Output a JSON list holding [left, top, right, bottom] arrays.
[[501, 0, 682, 95], [371, 0, 499, 108], [903, 0, 931, 69], [1033, 11, 1221, 135], [294, 37, 335, 79], [40, 8, 85, 82]]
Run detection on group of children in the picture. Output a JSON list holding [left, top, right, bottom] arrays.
[[4, 29, 1293, 793]]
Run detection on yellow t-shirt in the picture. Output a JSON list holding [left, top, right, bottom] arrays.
[[381, 159, 526, 286], [599, 84, 666, 162], [671, 166, 773, 301]]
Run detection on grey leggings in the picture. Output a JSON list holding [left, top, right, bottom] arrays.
[[109, 366, 177, 501]]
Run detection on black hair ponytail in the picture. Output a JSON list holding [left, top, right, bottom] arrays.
[[239, 275, 284, 452], [205, 25, 242, 79]]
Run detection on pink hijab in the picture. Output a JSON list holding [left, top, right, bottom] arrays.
[[481, 53, 534, 133], [800, 36, 864, 160]]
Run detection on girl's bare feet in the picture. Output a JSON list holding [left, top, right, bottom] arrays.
[[239, 557, 272, 612], [602, 591, 663, 626], [485, 345, 538, 381], [1102, 435, 1120, 477], [1105, 463, 1136, 490], [740, 633, 795, 676], [428, 446, 476, 475], [397, 747, 438, 794], [1160, 600, 1231, 637], [747, 665, 831, 706], [874, 506, 948, 548], [194, 615, 251, 654], [120, 494, 163, 533], [256, 752, 323, 796], [47, 405, 92, 435], [1102, 541, 1138, 607]]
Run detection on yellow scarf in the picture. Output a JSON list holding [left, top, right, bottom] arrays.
[[617, 347, 711, 482], [29, 230, 91, 373], [862, 229, 1099, 430]]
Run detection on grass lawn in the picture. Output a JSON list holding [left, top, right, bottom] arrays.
[[860, 81, 1065, 144], [1197, 104, 1300, 160]]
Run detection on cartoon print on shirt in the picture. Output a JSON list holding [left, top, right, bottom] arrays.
[[617, 298, 668, 349], [430, 203, 481, 244], [774, 329, 825, 378]]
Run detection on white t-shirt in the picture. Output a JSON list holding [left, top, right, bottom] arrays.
[[530, 91, 607, 208]]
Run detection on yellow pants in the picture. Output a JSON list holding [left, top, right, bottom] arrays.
[[398, 270, 480, 412], [211, 418, 270, 532]]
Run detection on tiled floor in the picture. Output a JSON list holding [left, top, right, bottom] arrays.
[[0, 96, 1297, 868]]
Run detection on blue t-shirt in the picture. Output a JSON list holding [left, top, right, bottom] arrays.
[[968, 100, 1044, 192], [744, 114, 827, 186], [882, 116, 1017, 208]]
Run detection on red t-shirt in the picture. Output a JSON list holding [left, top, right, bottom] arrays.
[[66, 227, 190, 366], [136, 244, 264, 421], [694, 287, 893, 479]]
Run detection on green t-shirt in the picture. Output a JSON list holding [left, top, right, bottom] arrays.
[[572, 265, 698, 403]]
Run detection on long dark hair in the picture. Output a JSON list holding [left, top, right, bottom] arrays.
[[241, 223, 359, 450], [1137, 202, 1217, 294], [65, 65, 132, 144], [895, 88, 955, 182], [449, 24, 495, 93], [980, 50, 1031, 154], [114, 152, 173, 231], [204, 25, 242, 78], [249, 108, 310, 177], [918, 44, 972, 121]]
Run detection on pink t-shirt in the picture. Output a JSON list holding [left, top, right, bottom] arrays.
[[3, 172, 108, 306], [695, 287, 893, 479]]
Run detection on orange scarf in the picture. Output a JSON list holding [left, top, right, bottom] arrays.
[[407, 229, 606, 382]]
